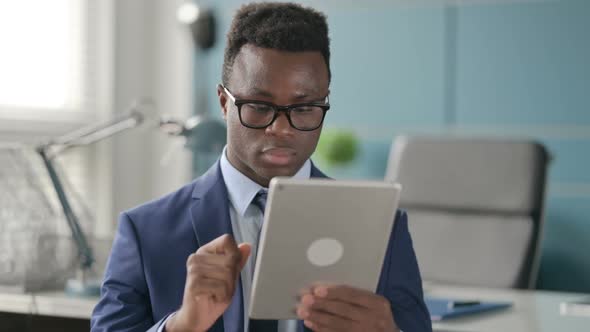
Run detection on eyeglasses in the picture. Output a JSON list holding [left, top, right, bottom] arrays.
[[221, 85, 330, 131]]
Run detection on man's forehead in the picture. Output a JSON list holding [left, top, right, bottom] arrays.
[[235, 43, 324, 63], [238, 85, 322, 100], [230, 44, 329, 96]]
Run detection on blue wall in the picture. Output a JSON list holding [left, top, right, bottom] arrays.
[[195, 0, 590, 292], [453, 1, 590, 292]]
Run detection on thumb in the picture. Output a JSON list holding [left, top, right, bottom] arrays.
[[237, 243, 252, 271]]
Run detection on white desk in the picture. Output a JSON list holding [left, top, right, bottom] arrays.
[[428, 284, 589, 332], [0, 291, 97, 319], [1, 286, 588, 331]]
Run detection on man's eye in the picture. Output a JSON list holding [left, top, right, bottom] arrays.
[[292, 106, 314, 113], [292, 106, 321, 114], [247, 104, 273, 113]]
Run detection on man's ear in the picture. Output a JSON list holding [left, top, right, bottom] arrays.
[[217, 84, 228, 120]]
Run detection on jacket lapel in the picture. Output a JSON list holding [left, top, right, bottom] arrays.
[[190, 161, 244, 332], [190, 161, 233, 246], [310, 161, 329, 179]]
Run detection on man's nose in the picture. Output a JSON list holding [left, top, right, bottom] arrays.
[[265, 111, 294, 136]]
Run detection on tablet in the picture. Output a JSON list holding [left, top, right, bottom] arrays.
[[249, 177, 402, 319]]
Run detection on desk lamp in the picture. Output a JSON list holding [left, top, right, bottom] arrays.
[[36, 100, 154, 296]]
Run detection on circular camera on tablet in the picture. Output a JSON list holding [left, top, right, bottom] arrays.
[[306, 238, 344, 267]]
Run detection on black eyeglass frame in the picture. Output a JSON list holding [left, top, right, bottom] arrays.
[[221, 85, 330, 131]]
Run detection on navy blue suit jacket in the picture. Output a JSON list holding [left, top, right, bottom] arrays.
[[91, 161, 431, 332]]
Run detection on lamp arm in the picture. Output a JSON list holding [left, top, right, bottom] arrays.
[[37, 147, 94, 269], [35, 99, 155, 271], [44, 99, 153, 159]]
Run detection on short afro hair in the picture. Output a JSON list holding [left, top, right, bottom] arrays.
[[222, 2, 331, 85]]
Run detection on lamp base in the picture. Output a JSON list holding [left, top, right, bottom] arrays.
[[65, 277, 101, 297]]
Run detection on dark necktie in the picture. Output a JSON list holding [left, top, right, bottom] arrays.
[[249, 190, 277, 332], [252, 190, 268, 214], [251, 190, 268, 262]]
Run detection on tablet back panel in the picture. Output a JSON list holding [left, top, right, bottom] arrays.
[[249, 178, 401, 319]]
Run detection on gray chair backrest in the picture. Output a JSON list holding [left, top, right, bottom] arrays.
[[386, 136, 550, 289]]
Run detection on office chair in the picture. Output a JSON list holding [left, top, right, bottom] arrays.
[[385, 136, 551, 289]]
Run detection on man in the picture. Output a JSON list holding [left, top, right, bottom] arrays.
[[91, 2, 431, 332]]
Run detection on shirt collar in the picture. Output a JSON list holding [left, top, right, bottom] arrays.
[[220, 146, 311, 217]]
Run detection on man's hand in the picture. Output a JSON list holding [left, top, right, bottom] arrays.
[[296, 285, 400, 332], [166, 234, 251, 332]]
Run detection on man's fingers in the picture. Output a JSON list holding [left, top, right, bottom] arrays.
[[189, 277, 233, 302], [190, 243, 250, 278], [187, 261, 235, 281], [312, 285, 388, 310], [201, 234, 239, 256], [297, 294, 366, 323], [189, 252, 240, 271], [185, 265, 233, 293], [237, 243, 251, 271], [182, 236, 248, 308]]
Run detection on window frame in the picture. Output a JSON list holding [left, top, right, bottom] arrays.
[[0, 0, 112, 140]]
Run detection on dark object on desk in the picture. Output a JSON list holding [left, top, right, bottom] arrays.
[[426, 297, 512, 321]]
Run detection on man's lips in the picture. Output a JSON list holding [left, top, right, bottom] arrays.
[[261, 147, 296, 166]]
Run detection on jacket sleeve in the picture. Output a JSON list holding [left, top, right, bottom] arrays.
[[91, 212, 163, 332], [377, 210, 432, 332]]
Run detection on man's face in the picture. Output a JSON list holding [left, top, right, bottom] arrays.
[[218, 44, 330, 187]]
